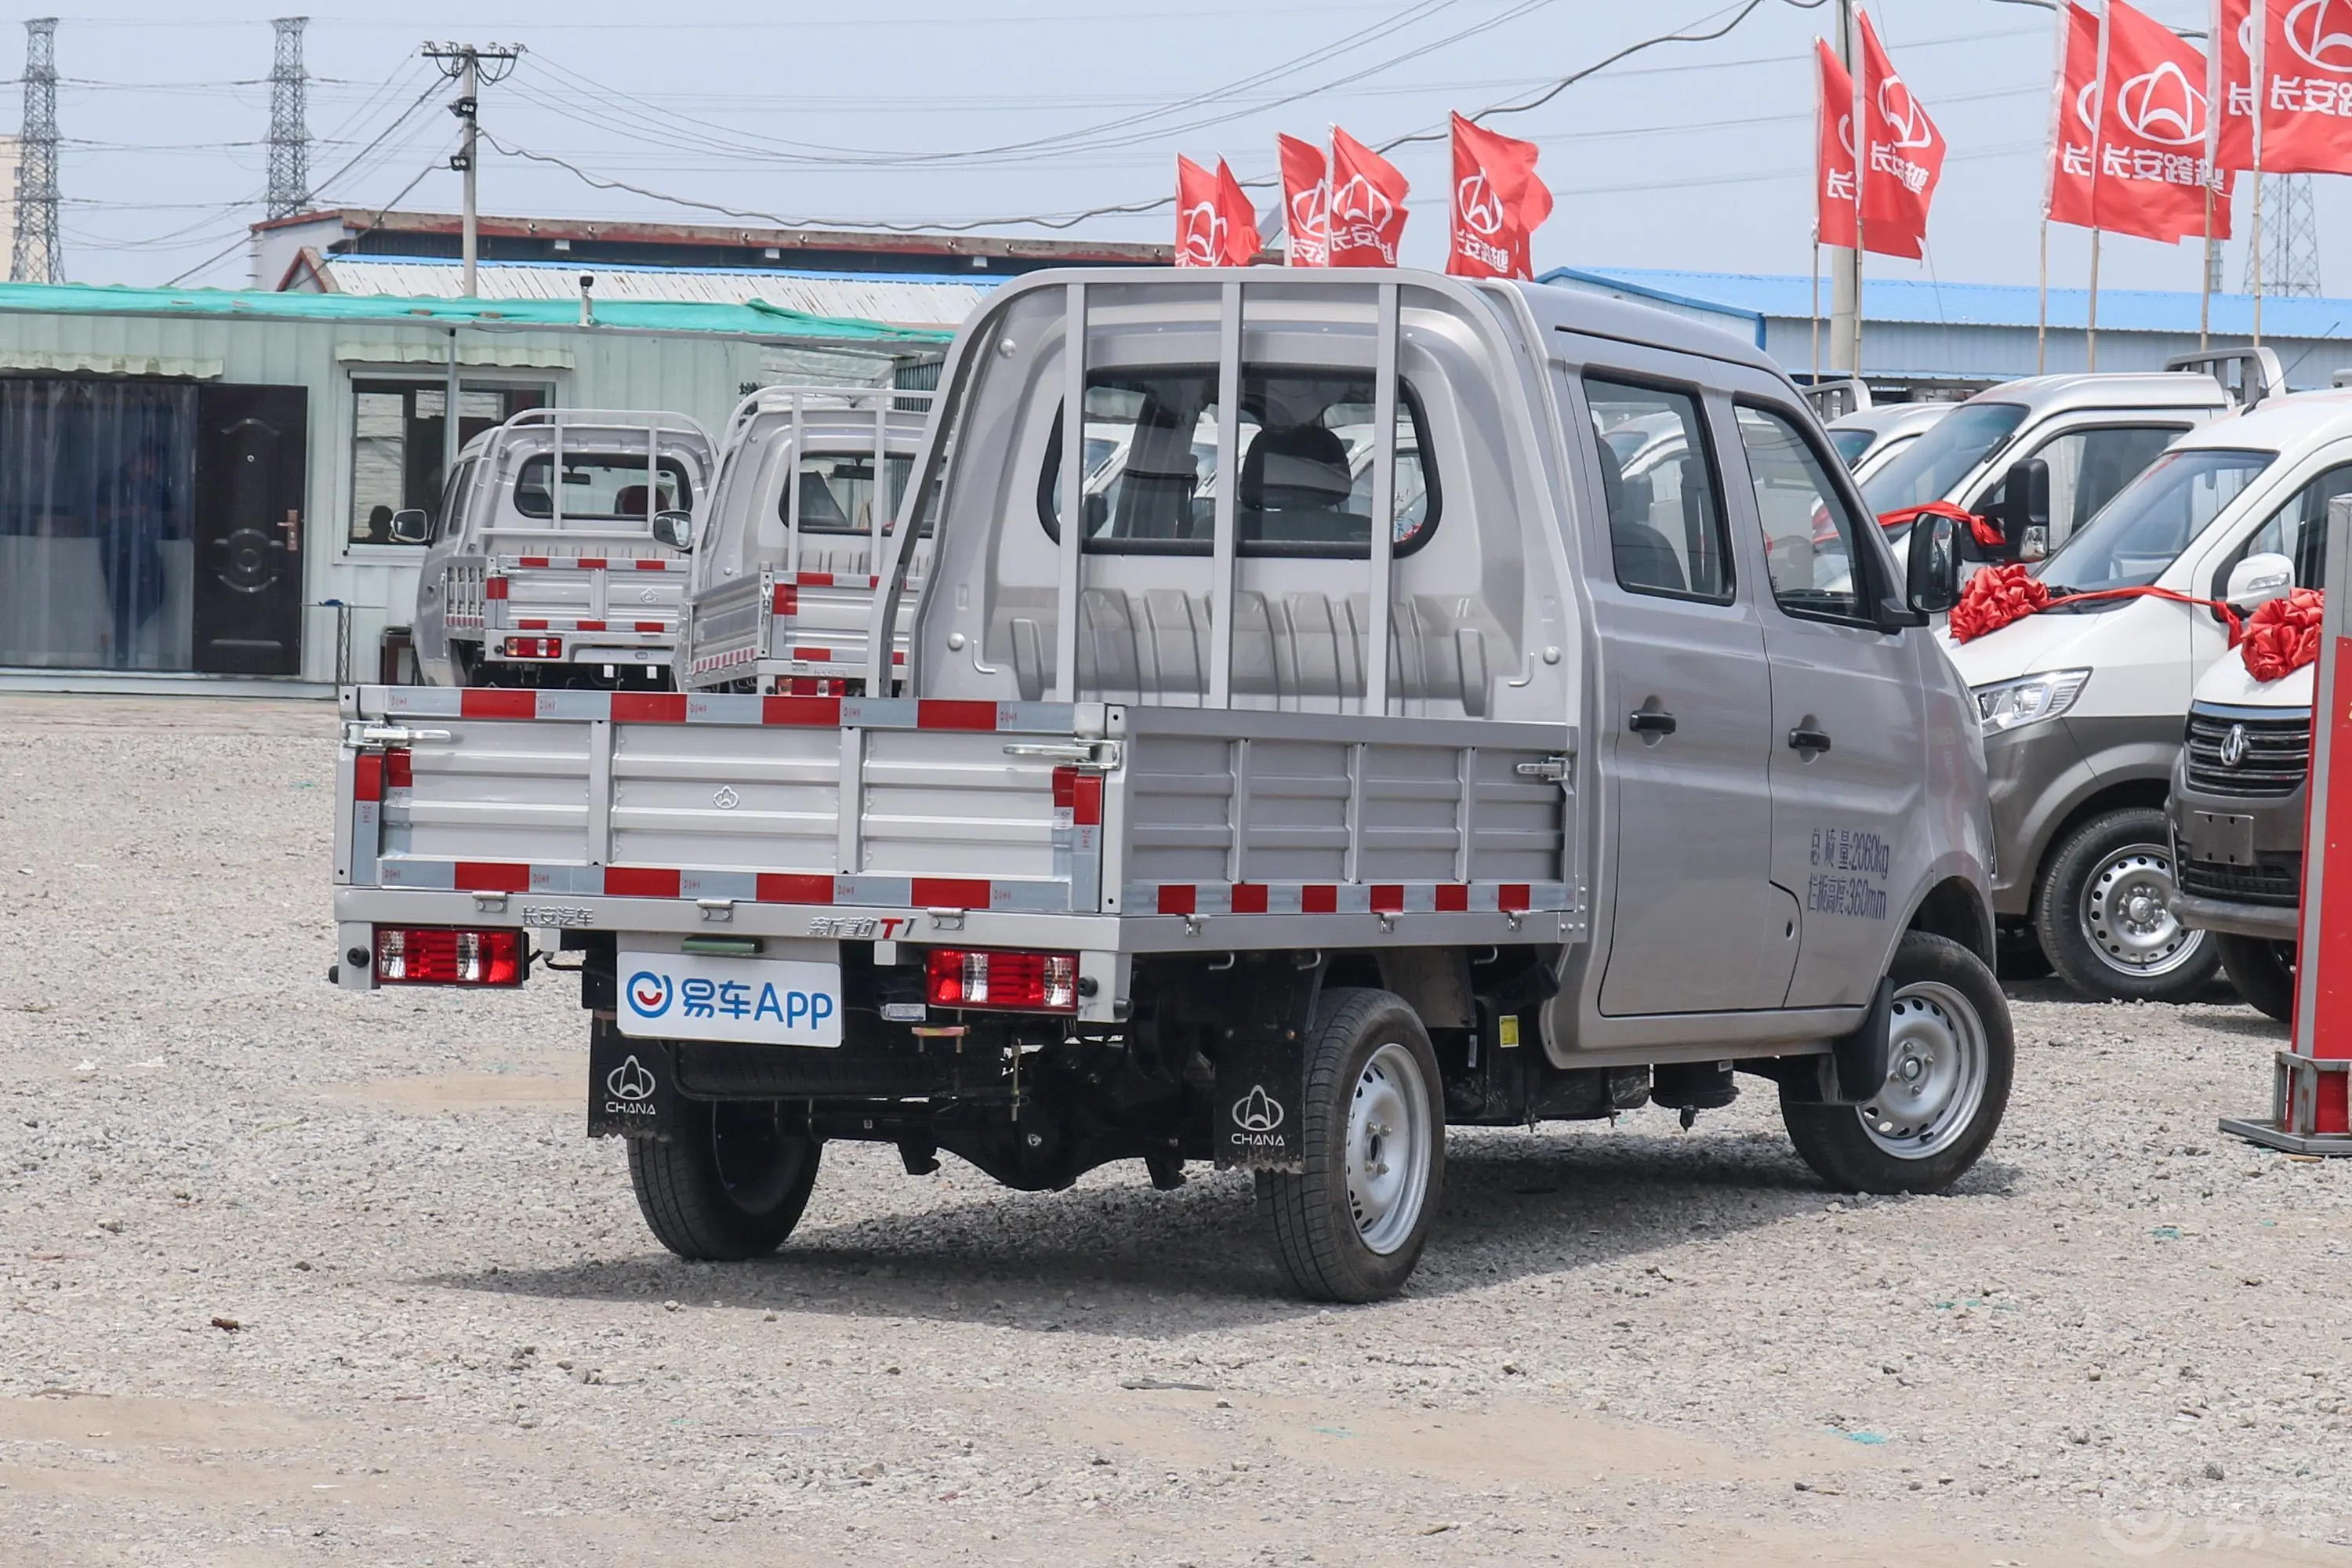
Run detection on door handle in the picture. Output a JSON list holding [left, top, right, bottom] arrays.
[[1788, 726, 1833, 754], [1627, 710, 1678, 737]]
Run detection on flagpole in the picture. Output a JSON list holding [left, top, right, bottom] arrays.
[[2036, 0, 2069, 376], [1812, 237, 1823, 387], [2252, 0, 2267, 346], [2200, 0, 2221, 352], [2086, 0, 2113, 374], [1828, 0, 1861, 376], [2200, 185, 2216, 352], [1849, 0, 1866, 379], [2038, 219, 2051, 374]]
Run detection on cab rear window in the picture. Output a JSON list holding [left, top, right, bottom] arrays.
[[1038, 365, 1437, 557], [514, 454, 692, 521]]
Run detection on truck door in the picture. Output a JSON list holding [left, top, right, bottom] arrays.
[[1967, 416, 2193, 557], [1573, 369, 1796, 1015], [1728, 398, 1926, 1008]]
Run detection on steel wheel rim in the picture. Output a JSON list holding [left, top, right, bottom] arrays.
[[2080, 841, 2205, 978], [1857, 979, 1991, 1160], [711, 1102, 797, 1216], [1346, 1042, 1432, 1256]]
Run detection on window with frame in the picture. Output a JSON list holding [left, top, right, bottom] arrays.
[[1584, 377, 1732, 602], [1039, 365, 1436, 557], [2221, 460, 2352, 593], [347, 379, 547, 546], [1737, 402, 1875, 622], [514, 454, 694, 522], [1976, 423, 2186, 553], [781, 452, 916, 535]]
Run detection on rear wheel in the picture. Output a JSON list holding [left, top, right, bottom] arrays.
[[627, 1101, 821, 1261], [1782, 932, 2013, 1195], [2216, 935, 2298, 1023], [2034, 808, 2220, 1002], [1256, 988, 1444, 1303]]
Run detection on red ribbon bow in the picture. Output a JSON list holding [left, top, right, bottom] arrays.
[[1876, 500, 2006, 550], [2232, 588, 2325, 682], [1947, 563, 2245, 644]]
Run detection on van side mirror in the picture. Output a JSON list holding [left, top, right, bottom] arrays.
[[389, 508, 431, 545], [652, 510, 694, 551], [1992, 458, 2051, 561], [1906, 511, 1962, 615], [2226, 550, 2296, 609]]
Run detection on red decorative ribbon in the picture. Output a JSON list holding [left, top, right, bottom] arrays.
[[2234, 587, 2325, 682], [1948, 561, 2245, 644], [1877, 500, 2007, 550]]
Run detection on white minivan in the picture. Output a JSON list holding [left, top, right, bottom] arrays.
[[1942, 390, 2352, 1001]]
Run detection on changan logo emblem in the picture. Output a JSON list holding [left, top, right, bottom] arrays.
[[1178, 200, 1226, 266], [1876, 74, 1934, 149], [2285, 0, 2352, 73], [1330, 174, 1394, 231], [2115, 60, 2208, 145], [1289, 182, 1328, 244], [1232, 1085, 1285, 1132], [1454, 172, 1506, 238]]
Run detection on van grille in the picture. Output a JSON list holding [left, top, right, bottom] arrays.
[[2183, 708, 2310, 798], [2177, 853, 2303, 908]]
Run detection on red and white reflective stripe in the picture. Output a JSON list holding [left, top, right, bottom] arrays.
[[372, 685, 1075, 733], [789, 572, 878, 588], [1127, 880, 1567, 916], [370, 859, 1070, 912], [493, 556, 682, 572], [498, 617, 671, 636], [485, 578, 509, 601]]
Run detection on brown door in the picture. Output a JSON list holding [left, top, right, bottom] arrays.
[[194, 385, 307, 675]]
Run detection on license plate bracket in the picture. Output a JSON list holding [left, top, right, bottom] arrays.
[[615, 949, 844, 1047]]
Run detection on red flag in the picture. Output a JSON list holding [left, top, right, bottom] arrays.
[[1817, 40, 1860, 249], [2049, 1, 2230, 243], [1327, 127, 1408, 267], [1277, 133, 1329, 267], [2249, 0, 2352, 174], [1174, 156, 1261, 267], [1856, 13, 1945, 259], [1445, 114, 1550, 280], [2214, 0, 2258, 170]]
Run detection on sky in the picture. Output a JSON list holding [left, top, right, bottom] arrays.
[[1, 0, 2328, 300]]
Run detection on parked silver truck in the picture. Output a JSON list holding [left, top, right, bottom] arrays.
[[409, 408, 717, 688], [332, 269, 2007, 1302], [676, 387, 931, 695]]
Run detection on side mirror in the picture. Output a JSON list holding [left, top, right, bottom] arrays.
[[388, 508, 431, 545], [1082, 492, 1109, 536], [1993, 458, 2051, 561], [2226, 550, 2296, 609], [652, 510, 694, 551], [1906, 511, 1962, 615]]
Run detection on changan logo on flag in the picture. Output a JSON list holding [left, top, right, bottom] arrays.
[[1276, 132, 1330, 267], [1445, 114, 1549, 280], [2283, 0, 2352, 72], [1454, 171, 1506, 238], [1878, 74, 1936, 150], [1327, 127, 1409, 267], [1172, 155, 1261, 268], [2115, 58, 2208, 144], [1178, 201, 1227, 267]]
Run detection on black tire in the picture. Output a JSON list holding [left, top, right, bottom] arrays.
[[626, 1100, 821, 1261], [1782, 932, 2013, 1196], [1255, 987, 1445, 1304], [2034, 807, 2220, 1002], [2217, 935, 2298, 1023]]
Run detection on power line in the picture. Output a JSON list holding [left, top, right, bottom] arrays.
[[11, 18, 63, 283], [266, 17, 311, 219]]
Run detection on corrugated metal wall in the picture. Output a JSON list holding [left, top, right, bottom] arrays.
[[1761, 315, 2352, 388], [0, 307, 903, 684]]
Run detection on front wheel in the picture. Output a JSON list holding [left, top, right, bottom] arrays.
[[2034, 808, 2220, 1002], [627, 1100, 821, 1261], [1782, 932, 2013, 1195], [1256, 988, 1444, 1303], [2216, 935, 2298, 1024]]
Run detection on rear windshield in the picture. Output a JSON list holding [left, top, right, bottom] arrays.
[[782, 452, 916, 535], [1039, 365, 1436, 557], [1859, 401, 2028, 515], [2036, 446, 2274, 593], [514, 454, 693, 521]]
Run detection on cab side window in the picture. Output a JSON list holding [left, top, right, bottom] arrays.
[[2227, 460, 2352, 590], [1583, 378, 1732, 603], [1737, 403, 1873, 622], [1980, 423, 2184, 552]]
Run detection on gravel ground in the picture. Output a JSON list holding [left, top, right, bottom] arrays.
[[3, 693, 2350, 1567]]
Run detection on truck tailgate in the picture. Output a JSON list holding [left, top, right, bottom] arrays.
[[489, 556, 688, 646]]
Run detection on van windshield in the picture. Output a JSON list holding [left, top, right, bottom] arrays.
[[2035, 446, 2274, 594], [1828, 426, 1875, 466], [1859, 401, 2028, 515]]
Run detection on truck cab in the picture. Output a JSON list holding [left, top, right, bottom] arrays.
[[676, 386, 931, 694], [334, 269, 2007, 1302], [1827, 400, 1954, 481], [1944, 390, 2352, 1002], [411, 408, 716, 689]]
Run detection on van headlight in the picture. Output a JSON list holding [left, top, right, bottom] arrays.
[[1973, 669, 2092, 735]]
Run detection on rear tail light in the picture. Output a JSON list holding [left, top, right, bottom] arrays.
[[375, 927, 524, 985], [503, 636, 563, 659], [925, 948, 1078, 1012]]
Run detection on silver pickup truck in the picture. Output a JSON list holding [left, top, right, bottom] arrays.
[[676, 387, 931, 695], [332, 268, 2008, 1302], [408, 408, 716, 689]]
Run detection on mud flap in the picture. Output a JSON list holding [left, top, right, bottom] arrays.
[[1215, 1037, 1305, 1172], [1746, 979, 1893, 1106], [588, 1016, 677, 1139]]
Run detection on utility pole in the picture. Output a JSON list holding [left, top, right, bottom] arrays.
[[266, 17, 311, 221], [11, 18, 61, 284], [1827, 0, 1863, 376], [423, 42, 521, 298]]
